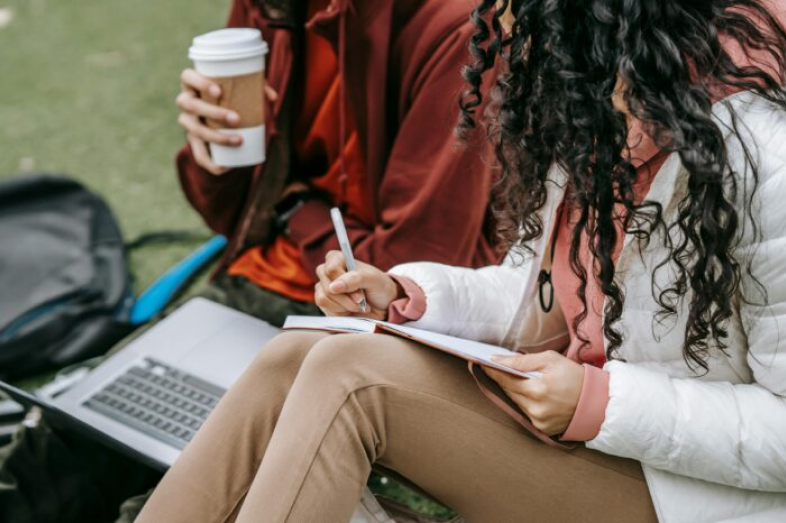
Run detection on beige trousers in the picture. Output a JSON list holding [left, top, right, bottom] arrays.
[[135, 332, 657, 523]]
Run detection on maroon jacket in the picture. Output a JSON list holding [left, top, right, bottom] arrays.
[[178, 0, 499, 276]]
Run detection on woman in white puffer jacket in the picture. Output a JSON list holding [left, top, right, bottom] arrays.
[[321, 0, 786, 520], [136, 1, 786, 522], [381, 91, 786, 521]]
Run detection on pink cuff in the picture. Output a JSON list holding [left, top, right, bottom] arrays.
[[560, 365, 610, 442], [387, 275, 427, 324]]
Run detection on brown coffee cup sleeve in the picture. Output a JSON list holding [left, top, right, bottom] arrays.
[[203, 71, 265, 129]]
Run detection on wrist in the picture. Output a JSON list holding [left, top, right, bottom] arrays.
[[381, 277, 403, 321], [559, 365, 610, 442], [389, 276, 407, 303], [386, 274, 428, 324]]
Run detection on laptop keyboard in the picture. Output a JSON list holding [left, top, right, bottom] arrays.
[[83, 358, 225, 450]]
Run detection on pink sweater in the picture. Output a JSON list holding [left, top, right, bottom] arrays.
[[549, 145, 666, 440]]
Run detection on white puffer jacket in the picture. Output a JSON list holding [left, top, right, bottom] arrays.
[[390, 91, 786, 523]]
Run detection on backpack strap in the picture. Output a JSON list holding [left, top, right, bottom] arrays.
[[124, 230, 211, 251], [128, 235, 228, 325], [468, 362, 575, 451]]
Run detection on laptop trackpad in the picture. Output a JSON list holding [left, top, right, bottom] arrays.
[[174, 319, 276, 390]]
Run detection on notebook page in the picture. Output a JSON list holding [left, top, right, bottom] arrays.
[[375, 322, 543, 379], [282, 316, 377, 334], [282, 316, 542, 379]]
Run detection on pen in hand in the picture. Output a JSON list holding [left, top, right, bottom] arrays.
[[330, 207, 368, 313]]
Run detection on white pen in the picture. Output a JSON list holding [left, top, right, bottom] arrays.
[[330, 207, 368, 313]]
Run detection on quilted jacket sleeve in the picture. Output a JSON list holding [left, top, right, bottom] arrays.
[[389, 253, 569, 351], [387, 262, 534, 344], [588, 362, 786, 491], [587, 95, 786, 492]]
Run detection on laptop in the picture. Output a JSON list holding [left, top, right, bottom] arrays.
[[0, 297, 280, 470]]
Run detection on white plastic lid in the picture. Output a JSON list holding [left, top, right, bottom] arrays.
[[189, 28, 269, 62]]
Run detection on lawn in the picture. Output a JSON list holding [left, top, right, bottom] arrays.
[[0, 1, 455, 519], [0, 0, 227, 288]]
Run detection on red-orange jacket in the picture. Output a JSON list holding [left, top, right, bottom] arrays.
[[177, 0, 499, 275]]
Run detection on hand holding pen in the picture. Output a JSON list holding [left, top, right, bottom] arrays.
[[313, 208, 404, 320], [330, 208, 368, 313]]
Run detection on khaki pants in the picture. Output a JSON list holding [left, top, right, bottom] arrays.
[[136, 331, 657, 523]]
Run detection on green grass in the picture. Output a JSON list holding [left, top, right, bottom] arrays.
[[0, 0, 228, 288], [0, 1, 455, 518]]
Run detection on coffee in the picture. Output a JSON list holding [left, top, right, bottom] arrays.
[[189, 28, 269, 168]]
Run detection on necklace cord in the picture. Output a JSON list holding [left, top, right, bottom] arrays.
[[538, 202, 565, 313]]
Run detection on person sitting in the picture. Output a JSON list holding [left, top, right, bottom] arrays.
[[174, 0, 499, 326], [135, 0, 786, 521], [0, 1, 500, 522]]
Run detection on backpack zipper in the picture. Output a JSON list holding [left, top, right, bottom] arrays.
[[0, 295, 80, 343]]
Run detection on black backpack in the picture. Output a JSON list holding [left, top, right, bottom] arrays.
[[1, 174, 142, 380]]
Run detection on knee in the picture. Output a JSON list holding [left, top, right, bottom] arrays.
[[297, 334, 389, 389], [244, 331, 328, 381]]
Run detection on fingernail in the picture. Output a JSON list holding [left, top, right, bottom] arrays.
[[232, 136, 243, 145], [209, 85, 221, 97], [491, 355, 511, 362], [227, 112, 239, 124], [330, 281, 347, 293]]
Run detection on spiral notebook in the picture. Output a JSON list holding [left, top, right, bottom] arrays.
[[282, 316, 542, 380]]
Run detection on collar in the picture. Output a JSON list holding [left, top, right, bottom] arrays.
[[626, 119, 662, 169], [258, 0, 300, 27]]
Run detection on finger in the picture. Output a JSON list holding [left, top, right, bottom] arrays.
[[491, 387, 553, 432], [515, 401, 556, 434], [486, 362, 552, 401], [179, 113, 243, 147], [316, 265, 359, 312], [265, 84, 279, 102], [176, 92, 240, 126], [181, 68, 221, 98], [491, 350, 560, 372], [314, 283, 355, 317], [187, 135, 229, 176], [325, 250, 345, 265], [514, 376, 550, 401], [505, 389, 538, 416], [315, 283, 339, 314], [483, 367, 524, 393], [324, 250, 348, 279], [481, 374, 541, 420], [509, 395, 555, 433], [181, 81, 198, 97]]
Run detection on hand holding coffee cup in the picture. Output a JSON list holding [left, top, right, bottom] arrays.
[[177, 71, 277, 175], [179, 28, 270, 174]]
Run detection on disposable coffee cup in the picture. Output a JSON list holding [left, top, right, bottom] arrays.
[[189, 28, 269, 168]]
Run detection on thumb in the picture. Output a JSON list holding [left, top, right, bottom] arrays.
[[491, 351, 555, 372]]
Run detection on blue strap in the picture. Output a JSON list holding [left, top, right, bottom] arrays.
[[129, 236, 228, 325]]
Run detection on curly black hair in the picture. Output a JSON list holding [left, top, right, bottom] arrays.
[[460, 0, 786, 372]]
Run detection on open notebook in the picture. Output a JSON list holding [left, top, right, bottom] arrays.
[[282, 316, 542, 380]]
